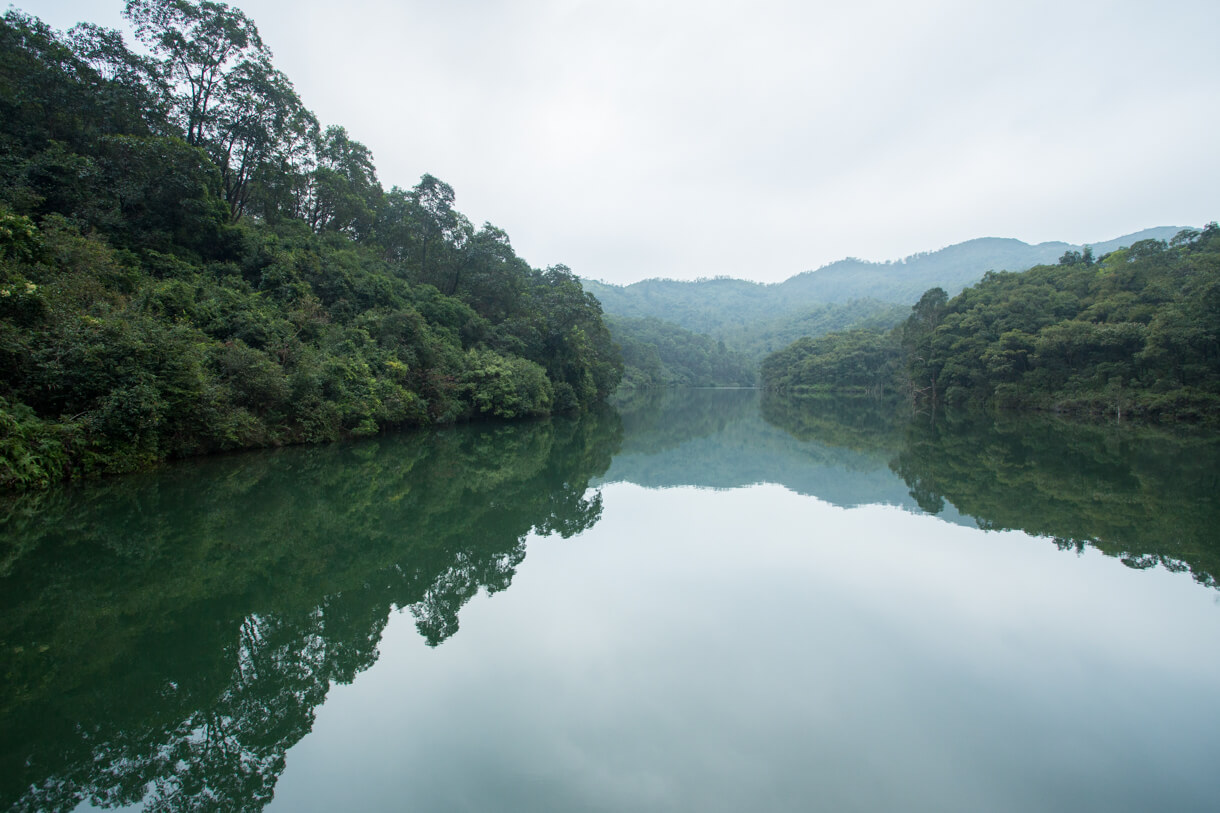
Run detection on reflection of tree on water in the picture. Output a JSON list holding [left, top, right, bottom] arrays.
[[610, 386, 758, 455], [762, 392, 1220, 589], [892, 413, 1220, 588], [0, 410, 620, 812], [603, 389, 926, 508], [758, 391, 907, 459]]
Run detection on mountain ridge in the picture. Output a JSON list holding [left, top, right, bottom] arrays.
[[582, 227, 1187, 359], [586, 227, 1184, 296]]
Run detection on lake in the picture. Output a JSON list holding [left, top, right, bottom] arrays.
[[2, 389, 1218, 812]]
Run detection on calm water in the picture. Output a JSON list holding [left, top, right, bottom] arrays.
[[2, 389, 1219, 812]]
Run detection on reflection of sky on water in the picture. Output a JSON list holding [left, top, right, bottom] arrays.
[[597, 389, 975, 526], [272, 483, 1220, 813], [37, 391, 1220, 812]]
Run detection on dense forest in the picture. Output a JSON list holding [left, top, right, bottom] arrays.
[[0, 2, 623, 489], [761, 227, 1220, 422], [607, 314, 755, 387]]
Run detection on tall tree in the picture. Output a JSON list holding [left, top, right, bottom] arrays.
[[211, 56, 313, 220], [456, 223, 528, 320], [124, 0, 269, 146], [303, 125, 380, 238], [407, 174, 472, 293], [901, 286, 948, 401], [67, 21, 170, 133], [123, 0, 311, 220]]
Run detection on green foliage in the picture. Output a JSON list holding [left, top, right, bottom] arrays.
[[759, 328, 903, 397], [461, 348, 553, 418], [0, 209, 39, 261], [903, 226, 1220, 419], [517, 265, 623, 406], [0, 396, 72, 488], [762, 226, 1220, 423], [607, 314, 755, 387], [0, 6, 621, 489]]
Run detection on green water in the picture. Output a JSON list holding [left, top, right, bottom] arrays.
[[2, 390, 1218, 812]]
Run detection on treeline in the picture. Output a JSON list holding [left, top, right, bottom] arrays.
[[719, 298, 908, 363], [582, 230, 1181, 361], [0, 3, 621, 488], [759, 329, 903, 397], [761, 226, 1220, 421], [608, 315, 755, 387]]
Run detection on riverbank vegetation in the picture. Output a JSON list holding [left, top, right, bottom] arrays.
[[0, 3, 621, 489], [761, 226, 1220, 422]]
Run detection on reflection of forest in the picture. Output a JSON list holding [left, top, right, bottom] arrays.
[[6, 391, 1218, 811], [610, 387, 760, 455], [893, 413, 1220, 587], [602, 388, 927, 511], [759, 391, 907, 456], [0, 411, 620, 812], [764, 393, 1220, 589]]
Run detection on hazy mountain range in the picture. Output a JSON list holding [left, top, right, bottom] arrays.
[[584, 227, 1185, 362]]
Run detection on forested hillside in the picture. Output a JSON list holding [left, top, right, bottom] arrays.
[[0, 3, 621, 489], [583, 228, 1181, 354], [720, 299, 909, 362], [759, 329, 903, 398], [761, 227, 1220, 422], [607, 315, 755, 387]]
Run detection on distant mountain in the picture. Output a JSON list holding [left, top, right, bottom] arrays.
[[584, 228, 1186, 356], [773, 227, 1185, 306]]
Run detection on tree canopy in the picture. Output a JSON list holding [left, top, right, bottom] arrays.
[[0, 4, 621, 489], [761, 226, 1220, 423], [607, 314, 756, 388]]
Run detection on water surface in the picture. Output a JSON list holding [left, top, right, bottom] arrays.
[[2, 390, 1218, 811]]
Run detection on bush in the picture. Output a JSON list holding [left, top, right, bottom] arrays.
[[0, 397, 72, 488], [461, 349, 554, 418]]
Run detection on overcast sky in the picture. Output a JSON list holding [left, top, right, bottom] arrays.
[[12, 0, 1220, 284]]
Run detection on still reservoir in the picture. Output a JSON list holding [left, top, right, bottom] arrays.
[[3, 389, 1218, 812]]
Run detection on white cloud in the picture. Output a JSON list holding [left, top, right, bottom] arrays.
[[13, 0, 1220, 282]]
